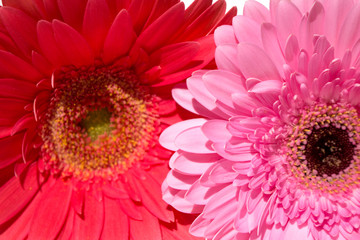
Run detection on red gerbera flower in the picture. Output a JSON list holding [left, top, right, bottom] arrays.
[[0, 0, 236, 239]]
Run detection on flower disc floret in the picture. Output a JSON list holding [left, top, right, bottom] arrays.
[[40, 66, 160, 180]]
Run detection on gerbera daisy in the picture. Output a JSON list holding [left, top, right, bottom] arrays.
[[0, 0, 236, 239], [160, 0, 360, 239]]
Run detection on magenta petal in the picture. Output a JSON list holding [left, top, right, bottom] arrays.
[[28, 180, 72, 239], [52, 20, 94, 67], [73, 192, 104, 240], [136, 3, 185, 52], [0, 7, 38, 57], [101, 197, 129, 240], [82, 0, 111, 54], [129, 206, 162, 240], [103, 9, 136, 63], [0, 165, 38, 225]]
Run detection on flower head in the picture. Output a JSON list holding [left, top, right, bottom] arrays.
[[161, 0, 360, 239], [0, 0, 236, 239]]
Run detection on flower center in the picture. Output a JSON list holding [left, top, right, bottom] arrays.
[[80, 108, 113, 141], [285, 103, 360, 195], [39, 66, 160, 180], [305, 126, 354, 176]]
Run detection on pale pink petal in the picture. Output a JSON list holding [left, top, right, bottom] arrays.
[[160, 118, 207, 151], [237, 43, 281, 80]]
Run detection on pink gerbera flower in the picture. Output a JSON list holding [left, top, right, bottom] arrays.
[[161, 0, 360, 239], [0, 0, 236, 239]]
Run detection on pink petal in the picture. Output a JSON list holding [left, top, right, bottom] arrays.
[[214, 25, 237, 46], [232, 15, 262, 46], [215, 45, 242, 75], [171, 151, 219, 175], [160, 118, 207, 151], [261, 23, 285, 74], [324, 0, 353, 45], [103, 9, 136, 63], [187, 72, 228, 118], [175, 125, 214, 154], [337, 3, 360, 56], [166, 170, 199, 190], [275, 0, 302, 47], [237, 43, 281, 80], [243, 0, 270, 24], [201, 120, 231, 142], [171, 84, 220, 118], [248, 80, 282, 107], [203, 70, 246, 107]]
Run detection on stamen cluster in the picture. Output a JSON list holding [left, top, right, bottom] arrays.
[[40, 66, 160, 181]]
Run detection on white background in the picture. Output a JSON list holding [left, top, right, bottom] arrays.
[[183, 0, 270, 13]]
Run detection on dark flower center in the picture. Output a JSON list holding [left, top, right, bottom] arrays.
[[305, 126, 354, 176]]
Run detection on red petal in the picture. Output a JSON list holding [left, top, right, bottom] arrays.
[[118, 198, 143, 220], [32, 51, 53, 75], [143, 0, 179, 29], [103, 10, 136, 63], [0, 78, 36, 100], [100, 197, 129, 240], [57, 0, 87, 30], [0, 186, 43, 240], [0, 98, 28, 126], [129, 206, 162, 240], [37, 20, 67, 67], [2, 0, 42, 18], [52, 20, 94, 67], [0, 50, 42, 81], [184, 0, 212, 24], [136, 2, 185, 53], [128, 0, 156, 33], [73, 192, 104, 240], [43, 0, 62, 20], [134, 171, 174, 222], [57, 209, 75, 240], [0, 133, 23, 169], [150, 41, 200, 76], [0, 165, 38, 225], [82, 0, 111, 55], [28, 180, 72, 239], [0, 7, 38, 57], [178, 0, 226, 41], [211, 6, 238, 32]]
